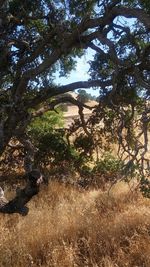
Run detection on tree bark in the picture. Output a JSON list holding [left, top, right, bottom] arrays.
[[0, 170, 43, 216]]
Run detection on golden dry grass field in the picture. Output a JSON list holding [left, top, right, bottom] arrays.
[[0, 180, 150, 267]]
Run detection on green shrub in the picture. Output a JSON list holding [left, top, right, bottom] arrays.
[[36, 129, 80, 166], [93, 153, 124, 177], [74, 133, 94, 156], [27, 109, 73, 166], [140, 175, 150, 198], [28, 109, 64, 142]]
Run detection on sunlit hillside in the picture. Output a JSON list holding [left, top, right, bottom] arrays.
[[0, 180, 150, 267], [63, 93, 97, 128]]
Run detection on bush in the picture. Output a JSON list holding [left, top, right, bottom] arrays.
[[28, 109, 64, 142], [140, 175, 150, 198], [74, 133, 94, 157], [27, 109, 73, 166], [93, 153, 124, 180], [34, 131, 80, 167]]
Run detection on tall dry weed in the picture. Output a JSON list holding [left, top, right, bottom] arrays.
[[0, 181, 150, 267]]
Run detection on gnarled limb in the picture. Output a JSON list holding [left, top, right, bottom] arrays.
[[0, 170, 43, 216]]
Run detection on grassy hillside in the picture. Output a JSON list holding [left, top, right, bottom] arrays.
[[0, 180, 150, 267]]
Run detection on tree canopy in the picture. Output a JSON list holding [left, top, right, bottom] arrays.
[[0, 0, 150, 175], [77, 89, 97, 103]]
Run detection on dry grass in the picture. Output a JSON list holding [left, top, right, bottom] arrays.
[[0, 180, 150, 267]]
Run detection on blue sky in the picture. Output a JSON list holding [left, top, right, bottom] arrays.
[[55, 17, 137, 97], [56, 48, 99, 96]]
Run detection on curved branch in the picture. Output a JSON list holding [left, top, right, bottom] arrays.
[[113, 7, 150, 30], [27, 79, 112, 108], [32, 95, 94, 118], [31, 96, 94, 136], [13, 5, 150, 100]]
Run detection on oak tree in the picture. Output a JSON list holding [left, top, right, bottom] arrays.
[[0, 0, 150, 174]]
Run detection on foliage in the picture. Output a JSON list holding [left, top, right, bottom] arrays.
[[28, 109, 64, 141], [93, 153, 124, 177], [0, 0, 150, 183], [28, 110, 79, 166], [140, 175, 150, 198], [77, 89, 90, 103], [74, 133, 94, 156], [34, 131, 74, 166], [77, 89, 97, 103]]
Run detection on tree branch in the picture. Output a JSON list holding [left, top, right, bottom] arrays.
[[12, 5, 150, 101], [0, 170, 43, 216], [27, 80, 112, 108], [32, 95, 94, 117], [31, 96, 94, 136], [113, 7, 150, 30]]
